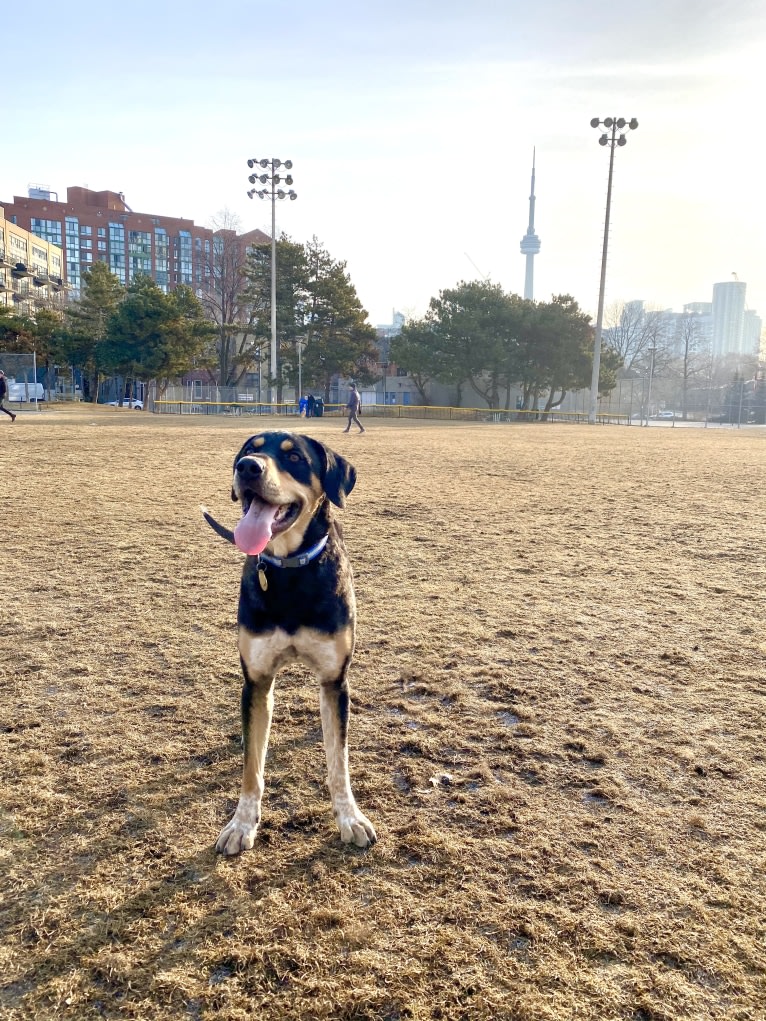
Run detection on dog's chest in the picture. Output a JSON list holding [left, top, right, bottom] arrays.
[[239, 625, 353, 681]]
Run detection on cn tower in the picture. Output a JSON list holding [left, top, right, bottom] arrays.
[[519, 149, 541, 300]]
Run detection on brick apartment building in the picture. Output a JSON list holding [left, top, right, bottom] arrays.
[[1, 185, 269, 298]]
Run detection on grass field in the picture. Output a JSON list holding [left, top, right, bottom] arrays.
[[1, 406, 764, 1021]]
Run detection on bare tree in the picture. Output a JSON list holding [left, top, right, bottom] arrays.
[[605, 300, 669, 371], [201, 210, 269, 387], [675, 314, 708, 419]]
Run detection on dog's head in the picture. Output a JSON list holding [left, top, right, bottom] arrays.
[[230, 432, 356, 556]]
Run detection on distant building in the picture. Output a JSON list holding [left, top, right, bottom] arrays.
[[374, 311, 418, 405], [0, 205, 66, 314], [1, 185, 269, 300], [743, 310, 762, 354], [712, 281, 747, 358], [684, 302, 712, 316]]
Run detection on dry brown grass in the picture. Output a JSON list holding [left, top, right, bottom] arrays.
[[1, 405, 764, 1021]]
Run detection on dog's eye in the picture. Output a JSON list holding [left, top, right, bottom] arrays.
[[288, 453, 302, 463]]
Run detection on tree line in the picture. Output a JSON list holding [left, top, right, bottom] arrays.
[[7, 213, 759, 415], [391, 282, 620, 411]]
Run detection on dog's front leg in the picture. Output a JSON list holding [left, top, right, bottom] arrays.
[[319, 669, 377, 849], [216, 663, 275, 856]]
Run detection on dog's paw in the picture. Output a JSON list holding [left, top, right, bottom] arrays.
[[215, 817, 259, 856], [337, 809, 377, 849]]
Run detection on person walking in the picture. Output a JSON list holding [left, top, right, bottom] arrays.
[[306, 393, 316, 418], [343, 383, 365, 433], [0, 371, 16, 423]]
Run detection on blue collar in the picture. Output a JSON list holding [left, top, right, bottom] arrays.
[[258, 533, 329, 569]]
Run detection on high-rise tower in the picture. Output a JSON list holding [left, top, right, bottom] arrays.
[[519, 149, 541, 300], [712, 281, 746, 357]]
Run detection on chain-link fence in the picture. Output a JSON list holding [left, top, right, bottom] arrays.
[[0, 351, 44, 406]]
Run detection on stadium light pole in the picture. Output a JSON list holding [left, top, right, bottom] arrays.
[[644, 344, 656, 426], [247, 157, 297, 405], [588, 117, 638, 424]]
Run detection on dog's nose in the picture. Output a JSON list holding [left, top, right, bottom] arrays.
[[236, 457, 264, 479]]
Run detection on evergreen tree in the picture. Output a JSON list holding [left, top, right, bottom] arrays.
[[62, 262, 125, 401], [104, 276, 214, 396], [243, 235, 376, 401]]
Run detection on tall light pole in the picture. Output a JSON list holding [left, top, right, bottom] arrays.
[[247, 157, 297, 406], [588, 117, 638, 424], [296, 335, 307, 404], [645, 344, 656, 426]]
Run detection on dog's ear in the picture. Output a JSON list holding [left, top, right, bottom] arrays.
[[303, 437, 356, 507]]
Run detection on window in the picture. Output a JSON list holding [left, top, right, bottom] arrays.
[[98, 241, 106, 251], [30, 218, 62, 247], [80, 225, 92, 236], [10, 233, 28, 256]]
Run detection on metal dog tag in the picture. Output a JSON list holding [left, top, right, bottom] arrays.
[[258, 565, 268, 592]]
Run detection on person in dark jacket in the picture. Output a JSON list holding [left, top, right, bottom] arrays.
[[0, 371, 16, 423], [343, 383, 365, 433], [306, 393, 316, 418]]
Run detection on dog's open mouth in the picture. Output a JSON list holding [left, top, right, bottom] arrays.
[[233, 493, 300, 555]]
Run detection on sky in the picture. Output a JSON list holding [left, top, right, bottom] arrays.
[[4, 0, 764, 332]]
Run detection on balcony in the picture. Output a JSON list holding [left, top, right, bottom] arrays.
[[0, 248, 12, 266], [12, 262, 31, 278], [33, 271, 49, 287]]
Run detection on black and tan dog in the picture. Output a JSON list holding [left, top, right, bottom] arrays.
[[202, 430, 376, 855]]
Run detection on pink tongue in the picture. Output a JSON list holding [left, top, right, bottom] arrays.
[[233, 501, 280, 555]]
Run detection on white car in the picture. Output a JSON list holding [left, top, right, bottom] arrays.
[[8, 382, 45, 402], [107, 398, 144, 410]]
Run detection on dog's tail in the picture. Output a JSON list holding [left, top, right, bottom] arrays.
[[200, 505, 235, 545]]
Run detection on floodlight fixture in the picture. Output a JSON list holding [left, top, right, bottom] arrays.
[[244, 156, 298, 404]]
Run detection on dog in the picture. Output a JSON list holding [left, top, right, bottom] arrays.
[[202, 430, 376, 855]]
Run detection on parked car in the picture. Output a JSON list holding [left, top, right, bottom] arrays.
[[107, 398, 144, 410], [8, 381, 45, 402]]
